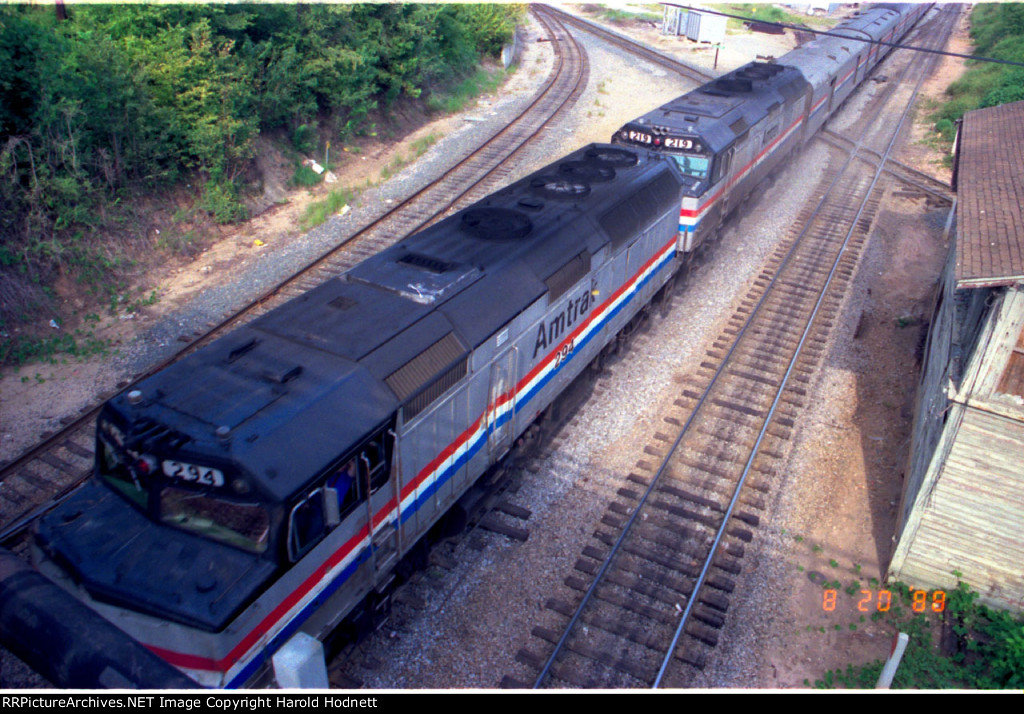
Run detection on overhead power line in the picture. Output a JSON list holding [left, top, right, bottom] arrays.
[[663, 4, 1024, 69]]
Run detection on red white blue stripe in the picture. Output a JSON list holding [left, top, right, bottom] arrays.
[[678, 111, 805, 235], [151, 230, 679, 687]]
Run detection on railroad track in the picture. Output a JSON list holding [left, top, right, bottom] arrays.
[[817, 129, 953, 205], [539, 4, 715, 84], [508, 4, 957, 689], [0, 6, 588, 546]]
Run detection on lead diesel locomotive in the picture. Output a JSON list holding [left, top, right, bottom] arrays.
[[614, 3, 929, 254], [33, 144, 686, 687]]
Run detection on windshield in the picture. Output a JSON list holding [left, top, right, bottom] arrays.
[[98, 432, 151, 510], [670, 154, 710, 180], [160, 486, 270, 554]]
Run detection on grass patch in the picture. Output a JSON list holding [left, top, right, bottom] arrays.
[[599, 7, 660, 24], [300, 187, 356, 232], [291, 164, 324, 188], [923, 4, 1024, 155], [724, 4, 811, 31], [379, 133, 442, 182], [410, 133, 440, 159], [156, 229, 203, 257], [125, 288, 160, 314], [1, 329, 112, 367], [428, 67, 507, 115]]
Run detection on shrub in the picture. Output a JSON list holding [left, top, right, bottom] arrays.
[[202, 180, 249, 224], [292, 124, 317, 155]]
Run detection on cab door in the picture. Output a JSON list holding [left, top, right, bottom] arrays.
[[487, 347, 517, 463], [716, 146, 736, 219], [361, 433, 399, 587]]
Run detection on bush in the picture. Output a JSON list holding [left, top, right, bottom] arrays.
[[292, 124, 317, 155], [934, 118, 955, 142], [202, 180, 249, 224], [0, 1, 525, 340]]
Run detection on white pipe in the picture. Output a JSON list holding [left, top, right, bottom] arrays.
[[876, 632, 910, 689]]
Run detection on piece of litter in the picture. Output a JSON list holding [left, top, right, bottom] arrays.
[[49, 319, 60, 329], [253, 239, 264, 247]]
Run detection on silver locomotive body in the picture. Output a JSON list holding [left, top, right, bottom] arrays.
[[35, 144, 686, 687]]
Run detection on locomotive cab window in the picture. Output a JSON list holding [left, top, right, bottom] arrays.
[[712, 148, 733, 184], [308, 433, 392, 553], [362, 437, 389, 495], [160, 486, 270, 554], [288, 489, 328, 561], [327, 458, 362, 521], [669, 154, 710, 180]]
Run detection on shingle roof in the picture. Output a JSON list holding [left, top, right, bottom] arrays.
[[955, 100, 1024, 288]]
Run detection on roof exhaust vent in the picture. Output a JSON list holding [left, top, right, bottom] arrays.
[[460, 207, 533, 241]]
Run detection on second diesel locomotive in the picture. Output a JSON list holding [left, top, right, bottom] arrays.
[[33, 144, 686, 687], [614, 3, 929, 255]]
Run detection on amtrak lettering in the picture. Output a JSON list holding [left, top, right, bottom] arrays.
[[533, 288, 592, 359]]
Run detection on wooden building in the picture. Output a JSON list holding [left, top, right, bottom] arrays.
[[889, 100, 1024, 613]]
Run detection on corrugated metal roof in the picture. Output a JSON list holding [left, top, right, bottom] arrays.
[[954, 100, 1024, 288]]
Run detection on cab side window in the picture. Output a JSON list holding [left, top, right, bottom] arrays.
[[288, 489, 326, 561], [287, 434, 392, 562], [712, 148, 732, 184], [328, 458, 361, 519], [363, 437, 389, 495]]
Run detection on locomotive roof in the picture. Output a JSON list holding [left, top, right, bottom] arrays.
[[626, 61, 809, 154], [115, 144, 682, 501], [620, 4, 916, 154]]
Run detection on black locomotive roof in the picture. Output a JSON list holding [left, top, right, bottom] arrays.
[[36, 479, 277, 631], [115, 144, 683, 502], [623, 61, 809, 154]]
